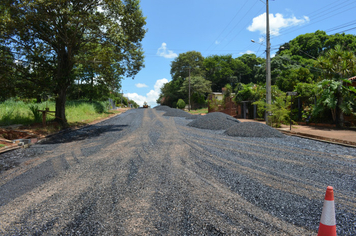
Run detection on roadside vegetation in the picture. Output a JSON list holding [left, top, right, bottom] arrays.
[[158, 31, 356, 127], [187, 108, 208, 115], [1, 0, 146, 126], [0, 99, 122, 131]]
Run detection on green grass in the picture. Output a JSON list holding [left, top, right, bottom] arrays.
[[187, 108, 208, 114], [65, 100, 114, 125], [0, 99, 50, 126], [0, 144, 5, 148], [0, 99, 115, 127]]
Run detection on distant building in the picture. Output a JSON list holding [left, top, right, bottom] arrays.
[[211, 92, 224, 101]]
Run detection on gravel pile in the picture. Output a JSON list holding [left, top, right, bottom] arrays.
[[154, 105, 198, 119], [224, 122, 285, 138], [153, 105, 171, 111], [187, 112, 240, 130], [162, 109, 198, 119]]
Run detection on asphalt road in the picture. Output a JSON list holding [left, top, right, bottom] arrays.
[[0, 108, 355, 235]]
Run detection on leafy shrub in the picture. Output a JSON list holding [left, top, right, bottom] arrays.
[[208, 96, 223, 111], [93, 101, 108, 114], [253, 86, 291, 127], [177, 99, 186, 109], [28, 104, 42, 123]]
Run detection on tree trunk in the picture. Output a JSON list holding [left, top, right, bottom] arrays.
[[331, 108, 336, 123], [54, 49, 73, 127], [336, 85, 344, 127], [337, 96, 344, 127], [89, 76, 94, 102], [55, 87, 68, 126]]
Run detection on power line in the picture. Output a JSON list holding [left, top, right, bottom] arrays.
[[209, 0, 262, 53], [273, 2, 356, 39], [334, 26, 356, 34], [204, 0, 250, 53], [304, 0, 353, 19], [222, 4, 265, 49], [216, 0, 260, 47], [325, 20, 356, 33]]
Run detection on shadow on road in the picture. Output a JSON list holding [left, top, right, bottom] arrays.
[[40, 124, 128, 144]]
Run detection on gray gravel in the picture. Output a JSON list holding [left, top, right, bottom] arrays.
[[153, 105, 171, 111], [187, 112, 240, 130], [154, 105, 199, 119], [224, 121, 285, 138], [162, 108, 199, 119], [0, 108, 355, 235]]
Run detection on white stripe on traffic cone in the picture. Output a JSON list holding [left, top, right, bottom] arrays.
[[318, 186, 336, 236]]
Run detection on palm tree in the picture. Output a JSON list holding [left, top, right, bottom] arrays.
[[315, 45, 356, 126]]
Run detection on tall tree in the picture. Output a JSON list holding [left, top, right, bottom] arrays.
[[179, 76, 212, 105], [160, 51, 204, 107], [170, 51, 205, 81], [157, 80, 182, 107], [1, 0, 146, 125], [204, 54, 250, 92], [0, 43, 16, 100], [277, 30, 329, 59], [237, 54, 264, 84]]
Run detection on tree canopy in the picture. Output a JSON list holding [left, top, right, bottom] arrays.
[[170, 51, 205, 81], [204, 54, 251, 91], [1, 0, 146, 124]]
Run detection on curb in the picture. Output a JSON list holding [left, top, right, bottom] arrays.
[[279, 129, 356, 148]]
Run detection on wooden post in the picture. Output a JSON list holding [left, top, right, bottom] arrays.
[[42, 111, 47, 127], [39, 108, 54, 127]]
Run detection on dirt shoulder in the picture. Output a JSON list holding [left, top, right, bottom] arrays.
[[0, 108, 131, 153]]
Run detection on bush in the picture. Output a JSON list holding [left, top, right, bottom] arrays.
[[253, 86, 292, 127], [176, 99, 186, 109], [28, 104, 42, 123], [208, 96, 223, 111], [92, 101, 109, 114]]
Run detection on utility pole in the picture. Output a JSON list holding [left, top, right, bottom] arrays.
[[265, 0, 271, 125], [188, 67, 191, 111]]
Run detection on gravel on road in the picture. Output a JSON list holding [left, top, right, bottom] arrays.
[[187, 112, 240, 130], [224, 122, 285, 138], [154, 105, 199, 119], [0, 108, 355, 235]]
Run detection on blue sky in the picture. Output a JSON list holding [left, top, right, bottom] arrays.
[[122, 0, 356, 107]]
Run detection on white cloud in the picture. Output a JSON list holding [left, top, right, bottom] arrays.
[[135, 83, 148, 88], [215, 40, 220, 45], [125, 93, 147, 107], [240, 50, 255, 55], [126, 78, 169, 107], [157, 43, 178, 59], [248, 13, 309, 36]]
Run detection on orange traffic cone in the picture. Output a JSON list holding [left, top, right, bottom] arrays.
[[318, 186, 337, 236]]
